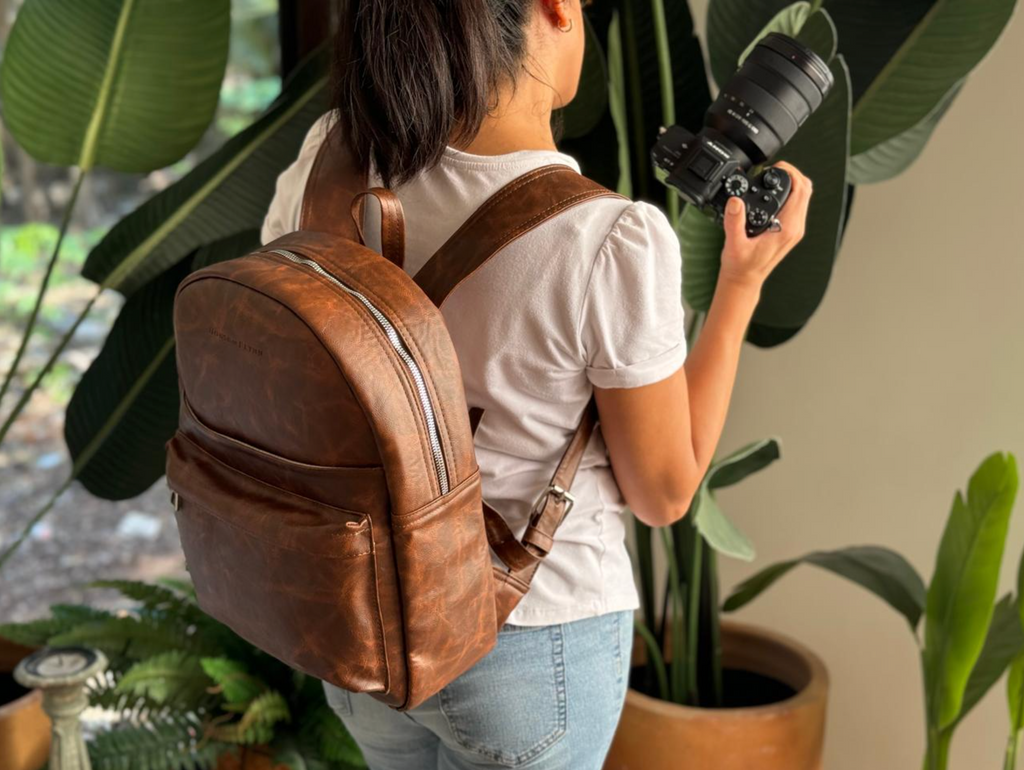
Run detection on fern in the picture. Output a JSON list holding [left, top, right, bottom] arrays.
[[49, 615, 217, 661], [200, 657, 266, 706], [88, 715, 226, 770], [156, 577, 198, 600], [306, 705, 366, 767], [0, 604, 114, 646], [0, 617, 66, 646], [209, 690, 290, 745], [116, 651, 211, 707]]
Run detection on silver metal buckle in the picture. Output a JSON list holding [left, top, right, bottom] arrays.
[[170, 491, 180, 511], [531, 484, 576, 520]]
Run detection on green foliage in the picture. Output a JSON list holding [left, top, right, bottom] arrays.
[[2, 578, 365, 769], [115, 651, 210, 707], [724, 546, 926, 629], [88, 715, 227, 770], [1, 0, 230, 173], [722, 453, 1023, 770], [924, 453, 1018, 730]]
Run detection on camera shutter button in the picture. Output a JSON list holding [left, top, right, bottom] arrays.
[[763, 169, 783, 190]]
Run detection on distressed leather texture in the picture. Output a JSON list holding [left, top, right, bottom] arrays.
[[167, 123, 625, 710]]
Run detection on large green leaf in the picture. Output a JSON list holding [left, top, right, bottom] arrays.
[[692, 440, 781, 563], [738, 2, 815, 64], [707, 0, 935, 98], [694, 487, 754, 562], [81, 51, 328, 296], [1, 0, 229, 172], [924, 452, 1019, 730], [65, 232, 260, 500], [678, 204, 723, 312], [707, 438, 781, 490], [707, 0, 790, 89], [723, 546, 927, 630], [557, 14, 608, 139], [847, 80, 963, 185], [850, 0, 1017, 155], [956, 594, 1024, 725]]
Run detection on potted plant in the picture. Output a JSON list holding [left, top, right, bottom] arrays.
[[0, 579, 366, 770], [720, 451, 1023, 770], [0, 635, 49, 770]]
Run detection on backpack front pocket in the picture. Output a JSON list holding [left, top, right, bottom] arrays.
[[165, 430, 390, 693]]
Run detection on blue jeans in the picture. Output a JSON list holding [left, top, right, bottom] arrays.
[[323, 609, 634, 769]]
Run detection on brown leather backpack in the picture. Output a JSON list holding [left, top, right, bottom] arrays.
[[165, 126, 623, 710]]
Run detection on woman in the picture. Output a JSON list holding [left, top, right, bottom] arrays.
[[261, 1, 812, 767]]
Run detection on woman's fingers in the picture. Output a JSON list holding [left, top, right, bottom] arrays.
[[772, 162, 812, 243], [722, 195, 750, 248]]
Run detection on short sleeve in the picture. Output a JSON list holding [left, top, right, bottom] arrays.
[[260, 112, 334, 244], [579, 201, 687, 389]]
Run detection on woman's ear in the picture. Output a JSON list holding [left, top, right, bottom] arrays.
[[539, 0, 572, 32]]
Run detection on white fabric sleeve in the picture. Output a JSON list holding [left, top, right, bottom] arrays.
[[579, 200, 687, 389], [259, 112, 334, 245]]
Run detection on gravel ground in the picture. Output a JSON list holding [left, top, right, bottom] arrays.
[[0, 282, 188, 624]]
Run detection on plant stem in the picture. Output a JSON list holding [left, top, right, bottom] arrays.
[[634, 618, 670, 701], [648, 0, 679, 227], [686, 530, 703, 705], [661, 527, 688, 703], [0, 170, 86, 412], [924, 727, 950, 770], [0, 288, 101, 446], [0, 336, 176, 572], [1006, 732, 1021, 770]]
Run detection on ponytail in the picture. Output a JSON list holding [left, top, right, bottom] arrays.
[[333, 0, 532, 188]]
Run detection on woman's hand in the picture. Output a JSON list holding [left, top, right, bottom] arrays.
[[717, 161, 813, 291]]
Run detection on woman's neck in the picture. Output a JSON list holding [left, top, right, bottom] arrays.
[[453, 79, 559, 156]]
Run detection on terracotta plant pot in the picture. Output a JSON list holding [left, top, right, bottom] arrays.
[[0, 636, 50, 770], [604, 621, 828, 770], [216, 746, 289, 770]]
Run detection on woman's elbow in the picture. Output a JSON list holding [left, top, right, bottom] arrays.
[[628, 478, 699, 528]]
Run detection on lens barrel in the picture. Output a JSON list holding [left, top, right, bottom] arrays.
[[707, 32, 834, 166]]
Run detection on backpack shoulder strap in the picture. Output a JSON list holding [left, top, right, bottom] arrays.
[[416, 166, 622, 584], [299, 120, 405, 268], [413, 164, 622, 308]]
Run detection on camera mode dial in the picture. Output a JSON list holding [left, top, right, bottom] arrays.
[[724, 174, 749, 197]]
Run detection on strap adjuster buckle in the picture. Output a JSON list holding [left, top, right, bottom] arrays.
[[530, 484, 576, 523]]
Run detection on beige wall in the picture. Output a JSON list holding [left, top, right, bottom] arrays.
[[684, 4, 1024, 768]]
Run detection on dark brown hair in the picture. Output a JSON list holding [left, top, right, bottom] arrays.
[[332, 0, 534, 188]]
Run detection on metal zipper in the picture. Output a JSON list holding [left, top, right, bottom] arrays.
[[267, 248, 450, 495]]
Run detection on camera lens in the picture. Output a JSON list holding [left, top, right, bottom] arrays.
[[706, 32, 834, 166]]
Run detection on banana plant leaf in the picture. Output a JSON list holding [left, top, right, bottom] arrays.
[[0, 0, 229, 172], [693, 438, 781, 562], [65, 232, 260, 500], [956, 594, 1024, 726], [80, 50, 328, 297], [723, 545, 927, 629], [847, 80, 963, 185], [924, 452, 1019, 730], [850, 0, 1017, 155]]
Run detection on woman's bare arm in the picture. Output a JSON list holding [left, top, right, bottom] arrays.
[[594, 162, 813, 527]]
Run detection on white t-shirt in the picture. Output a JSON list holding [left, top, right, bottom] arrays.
[[261, 114, 687, 625]]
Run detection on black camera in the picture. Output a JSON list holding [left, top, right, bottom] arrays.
[[652, 33, 834, 236]]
